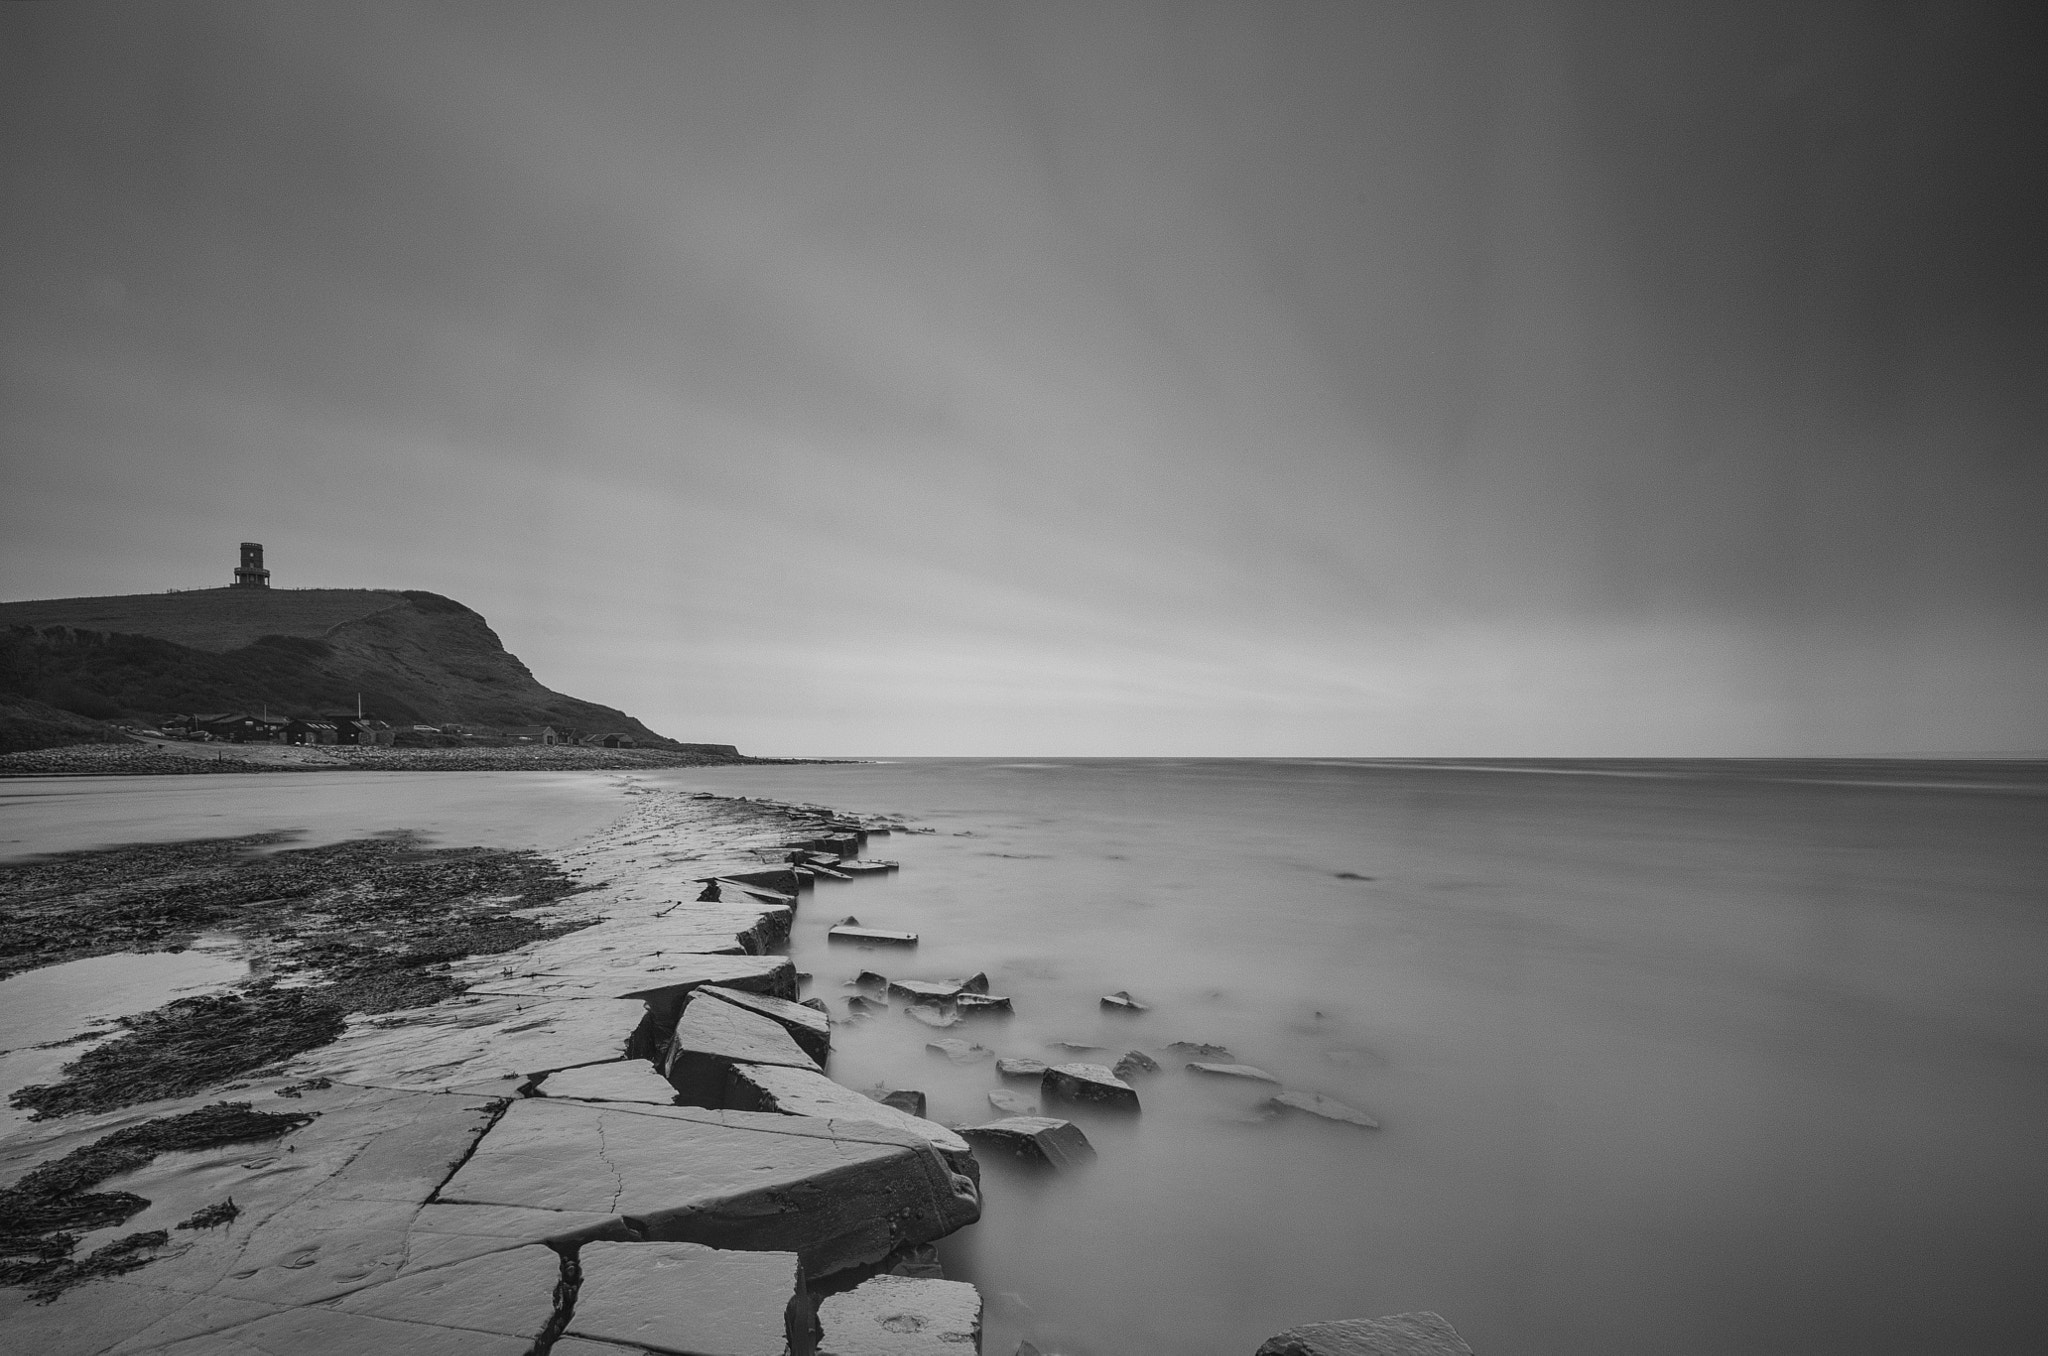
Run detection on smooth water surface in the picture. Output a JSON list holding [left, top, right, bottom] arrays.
[[647, 759, 2048, 1356]]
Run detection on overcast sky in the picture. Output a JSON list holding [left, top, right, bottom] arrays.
[[3, 2, 2042, 755]]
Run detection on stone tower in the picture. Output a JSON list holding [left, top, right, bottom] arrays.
[[233, 542, 271, 589]]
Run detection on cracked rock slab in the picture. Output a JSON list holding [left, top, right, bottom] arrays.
[[434, 1099, 980, 1277], [723, 1062, 976, 1179], [1254, 1310, 1474, 1356], [666, 991, 822, 1107], [287, 994, 651, 1091], [568, 1241, 816, 1356], [817, 1274, 983, 1356], [697, 984, 834, 1062], [539, 1059, 680, 1105]]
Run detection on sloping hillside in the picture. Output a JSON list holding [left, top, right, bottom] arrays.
[[0, 588, 720, 753]]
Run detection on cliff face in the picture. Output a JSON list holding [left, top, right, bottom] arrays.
[[0, 587, 709, 751]]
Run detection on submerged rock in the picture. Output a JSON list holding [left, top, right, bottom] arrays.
[[879, 1089, 928, 1118], [1166, 1040, 1232, 1059], [1186, 1061, 1280, 1083], [925, 1038, 994, 1065], [852, 971, 890, 993], [1047, 1041, 1104, 1054], [1100, 990, 1149, 1013], [1112, 1050, 1161, 1079], [569, 1241, 817, 1356], [1041, 1062, 1140, 1111], [959, 1116, 1095, 1170], [985, 1088, 1037, 1116], [1268, 1090, 1380, 1129], [846, 995, 888, 1016], [955, 993, 1013, 1017], [956, 972, 991, 995], [904, 1004, 961, 1029], [816, 1274, 983, 1356], [995, 1057, 1048, 1080], [888, 978, 966, 1004], [1254, 1310, 1473, 1356]]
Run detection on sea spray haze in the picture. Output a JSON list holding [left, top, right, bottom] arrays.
[[653, 758, 2048, 1356]]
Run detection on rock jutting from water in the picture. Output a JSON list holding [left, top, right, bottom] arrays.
[[1254, 1309, 1474, 1355], [986, 1087, 1038, 1116], [1100, 989, 1149, 1013], [697, 982, 834, 1062], [1041, 1062, 1141, 1111], [1112, 1049, 1162, 1079], [829, 924, 920, 946], [956, 993, 1014, 1016], [996, 1056, 1049, 1079], [959, 1116, 1097, 1171], [926, 1037, 996, 1064], [1268, 1090, 1380, 1129], [1186, 1060, 1281, 1083]]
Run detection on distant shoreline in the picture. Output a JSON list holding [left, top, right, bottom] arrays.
[[0, 739, 847, 778]]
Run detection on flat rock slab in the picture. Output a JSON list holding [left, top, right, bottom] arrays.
[[699, 983, 834, 1062], [724, 1062, 974, 1176], [955, 994, 1013, 1016], [959, 1117, 1095, 1170], [569, 1241, 815, 1356], [1254, 1310, 1473, 1356], [828, 925, 918, 946], [1187, 1061, 1280, 1083], [291, 994, 650, 1091], [1100, 990, 1149, 1013], [818, 1274, 983, 1356], [995, 1057, 1048, 1079], [986, 1088, 1038, 1116], [539, 1059, 679, 1105], [469, 954, 797, 1007], [668, 990, 822, 1107], [1269, 1090, 1380, 1129], [140, 1304, 540, 1355], [436, 1099, 980, 1277], [1042, 1063, 1140, 1111], [926, 1038, 994, 1064], [332, 1242, 561, 1339]]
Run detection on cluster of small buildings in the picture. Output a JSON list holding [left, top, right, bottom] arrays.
[[159, 714, 638, 749]]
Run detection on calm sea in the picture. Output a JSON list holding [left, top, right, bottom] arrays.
[[647, 758, 2048, 1356]]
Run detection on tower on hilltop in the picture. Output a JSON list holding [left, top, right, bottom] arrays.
[[233, 542, 271, 589]]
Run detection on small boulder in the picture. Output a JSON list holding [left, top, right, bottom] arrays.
[[956, 972, 991, 995], [1100, 990, 1149, 1013], [956, 993, 1013, 1017], [1268, 1090, 1380, 1129], [846, 995, 888, 1016], [926, 1038, 994, 1064], [852, 971, 890, 993], [1167, 1040, 1232, 1059], [995, 1057, 1048, 1080], [1112, 1050, 1161, 1080], [959, 1116, 1096, 1170], [1254, 1309, 1473, 1356], [986, 1088, 1037, 1116], [1186, 1061, 1280, 1083], [1041, 1062, 1140, 1112]]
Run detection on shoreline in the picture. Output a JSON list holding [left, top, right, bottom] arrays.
[[0, 739, 853, 778]]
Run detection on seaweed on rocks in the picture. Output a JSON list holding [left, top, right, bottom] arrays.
[[1, 831, 599, 1117], [0, 1101, 312, 1300], [10, 989, 346, 1119]]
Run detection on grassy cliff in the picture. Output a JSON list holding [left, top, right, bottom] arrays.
[[0, 588, 723, 754]]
